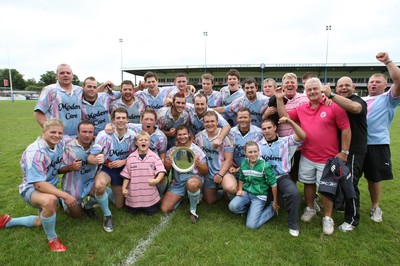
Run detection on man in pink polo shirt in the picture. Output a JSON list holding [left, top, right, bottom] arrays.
[[276, 77, 351, 235]]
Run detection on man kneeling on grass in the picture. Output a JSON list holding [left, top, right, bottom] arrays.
[[228, 141, 279, 229], [121, 131, 166, 215], [87, 108, 137, 233], [161, 125, 208, 223], [58, 121, 99, 219], [0, 119, 75, 252]]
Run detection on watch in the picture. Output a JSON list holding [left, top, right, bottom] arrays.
[[328, 92, 336, 99], [341, 150, 349, 155]]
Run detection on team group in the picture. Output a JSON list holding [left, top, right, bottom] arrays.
[[1, 52, 399, 252]]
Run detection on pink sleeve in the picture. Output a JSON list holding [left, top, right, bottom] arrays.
[[287, 108, 299, 123], [154, 157, 167, 175], [334, 104, 350, 130]]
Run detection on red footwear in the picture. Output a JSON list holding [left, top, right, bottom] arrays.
[[0, 214, 12, 228], [48, 238, 67, 252]]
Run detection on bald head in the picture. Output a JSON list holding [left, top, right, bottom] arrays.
[[336, 76, 356, 98]]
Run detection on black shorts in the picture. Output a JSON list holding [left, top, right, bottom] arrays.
[[101, 165, 124, 186], [363, 145, 393, 182], [126, 203, 158, 216]]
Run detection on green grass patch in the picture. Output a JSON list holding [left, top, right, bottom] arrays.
[[0, 101, 399, 265]]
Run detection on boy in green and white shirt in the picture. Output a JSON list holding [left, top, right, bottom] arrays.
[[228, 141, 278, 229]]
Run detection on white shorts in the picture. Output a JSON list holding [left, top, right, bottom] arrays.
[[298, 155, 325, 185]]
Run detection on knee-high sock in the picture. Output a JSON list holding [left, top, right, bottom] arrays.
[[6, 215, 37, 228], [106, 186, 115, 205], [40, 213, 57, 241], [187, 189, 201, 213], [95, 193, 112, 217]]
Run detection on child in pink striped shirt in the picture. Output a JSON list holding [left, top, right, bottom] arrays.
[[121, 131, 166, 215]]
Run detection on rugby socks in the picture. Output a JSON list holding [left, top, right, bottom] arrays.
[[95, 193, 112, 217], [40, 213, 57, 240], [187, 189, 201, 213], [6, 215, 37, 228], [106, 187, 115, 205]]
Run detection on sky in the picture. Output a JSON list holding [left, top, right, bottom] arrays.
[[1, 0, 399, 84]]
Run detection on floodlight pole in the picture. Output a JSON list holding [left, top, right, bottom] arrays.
[[8, 68, 13, 102], [324, 25, 331, 84], [260, 63, 265, 91], [7, 45, 14, 102], [203, 31, 208, 73], [119, 38, 123, 82]]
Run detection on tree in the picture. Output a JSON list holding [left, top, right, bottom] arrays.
[[40, 71, 56, 85], [72, 74, 81, 85], [25, 78, 36, 86], [40, 71, 81, 86], [25, 84, 43, 92], [24, 78, 42, 92], [0, 68, 26, 90]]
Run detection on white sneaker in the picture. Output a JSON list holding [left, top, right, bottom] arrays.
[[301, 207, 317, 222], [338, 222, 355, 232], [370, 207, 383, 223], [289, 228, 300, 237], [322, 216, 334, 235]]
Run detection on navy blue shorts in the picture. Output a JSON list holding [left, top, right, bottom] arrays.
[[101, 165, 124, 186]]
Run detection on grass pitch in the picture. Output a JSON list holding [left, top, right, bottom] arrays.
[[0, 101, 399, 265]]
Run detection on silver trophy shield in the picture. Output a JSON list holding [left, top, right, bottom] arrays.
[[171, 147, 196, 173]]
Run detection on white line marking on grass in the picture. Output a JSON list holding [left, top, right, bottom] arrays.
[[122, 212, 175, 265]]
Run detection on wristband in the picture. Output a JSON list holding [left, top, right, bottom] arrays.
[[328, 92, 336, 99], [341, 150, 349, 155], [384, 60, 392, 65], [217, 173, 223, 178]]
